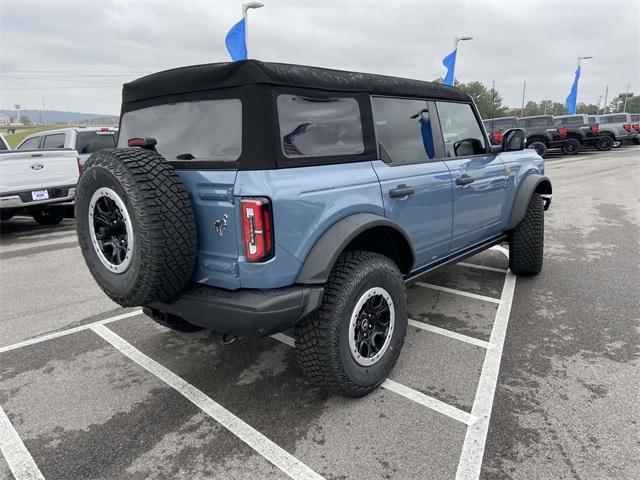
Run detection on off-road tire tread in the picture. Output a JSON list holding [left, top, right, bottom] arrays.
[[509, 193, 544, 275], [295, 250, 406, 397], [76, 148, 196, 306]]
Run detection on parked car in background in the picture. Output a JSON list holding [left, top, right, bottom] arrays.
[[597, 113, 638, 147], [74, 60, 551, 397], [483, 116, 565, 157], [516, 116, 566, 157], [0, 146, 80, 224], [0, 132, 10, 151], [16, 126, 118, 169], [629, 114, 640, 144], [553, 114, 612, 152]]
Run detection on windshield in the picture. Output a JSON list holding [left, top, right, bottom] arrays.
[[75, 131, 117, 154], [118, 99, 242, 162]]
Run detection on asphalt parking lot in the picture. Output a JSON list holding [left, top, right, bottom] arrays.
[[1, 146, 639, 480]]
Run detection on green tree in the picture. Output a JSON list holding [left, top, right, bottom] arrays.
[[457, 81, 508, 118], [576, 103, 599, 115], [609, 93, 639, 113], [19, 114, 32, 125]]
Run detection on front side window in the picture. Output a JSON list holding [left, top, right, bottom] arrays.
[[437, 102, 486, 157], [18, 137, 41, 150], [277, 95, 364, 158], [118, 99, 242, 161], [43, 133, 66, 149], [372, 97, 435, 163]]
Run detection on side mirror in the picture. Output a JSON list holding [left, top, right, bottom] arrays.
[[502, 128, 526, 152]]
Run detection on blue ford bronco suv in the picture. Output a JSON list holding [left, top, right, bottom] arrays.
[[76, 61, 551, 397]]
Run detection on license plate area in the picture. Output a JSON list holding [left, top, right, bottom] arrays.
[[31, 190, 49, 201]]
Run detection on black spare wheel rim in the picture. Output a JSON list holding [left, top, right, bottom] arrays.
[[89, 187, 134, 273], [349, 287, 395, 366]]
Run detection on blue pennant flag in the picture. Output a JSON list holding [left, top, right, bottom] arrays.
[[442, 48, 457, 86], [565, 66, 581, 115], [225, 18, 247, 61]]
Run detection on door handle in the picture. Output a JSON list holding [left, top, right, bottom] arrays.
[[455, 175, 475, 186], [389, 185, 415, 198], [30, 153, 43, 157]]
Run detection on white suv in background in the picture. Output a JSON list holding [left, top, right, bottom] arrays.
[[17, 126, 118, 169]]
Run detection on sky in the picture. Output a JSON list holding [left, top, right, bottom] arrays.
[[1, 0, 638, 115]]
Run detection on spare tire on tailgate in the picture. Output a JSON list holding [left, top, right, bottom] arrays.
[[75, 148, 197, 307]]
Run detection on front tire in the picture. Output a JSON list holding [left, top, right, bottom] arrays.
[[595, 136, 613, 151], [295, 251, 407, 397], [561, 138, 581, 155], [528, 141, 548, 158], [509, 193, 544, 276]]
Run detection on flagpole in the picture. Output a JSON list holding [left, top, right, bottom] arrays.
[[242, 2, 264, 59]]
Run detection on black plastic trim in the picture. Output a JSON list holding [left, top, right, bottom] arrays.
[[505, 174, 552, 230]]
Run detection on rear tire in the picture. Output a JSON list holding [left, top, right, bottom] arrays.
[[1, 210, 16, 222], [509, 193, 544, 276], [32, 206, 65, 226], [75, 148, 197, 307], [528, 141, 548, 158], [561, 138, 581, 155], [595, 136, 613, 151], [295, 251, 407, 397]]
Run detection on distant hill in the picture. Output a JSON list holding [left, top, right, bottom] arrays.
[[0, 109, 118, 125]]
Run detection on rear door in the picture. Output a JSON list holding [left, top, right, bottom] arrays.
[[371, 97, 453, 269], [435, 101, 508, 252]]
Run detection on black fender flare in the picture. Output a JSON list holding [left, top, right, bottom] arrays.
[[505, 174, 552, 230], [295, 213, 415, 284]]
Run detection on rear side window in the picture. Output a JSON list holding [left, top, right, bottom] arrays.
[[75, 132, 116, 154], [43, 133, 66, 149], [277, 95, 364, 158], [566, 116, 586, 126], [437, 102, 486, 157], [523, 117, 552, 127], [588, 116, 597, 125], [372, 97, 434, 163], [485, 118, 515, 131], [630, 114, 640, 122], [18, 137, 41, 150], [118, 99, 242, 161], [601, 114, 628, 123]]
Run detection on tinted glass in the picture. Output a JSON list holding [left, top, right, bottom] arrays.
[[629, 114, 639, 122], [588, 116, 597, 125], [372, 97, 434, 163], [18, 137, 41, 150], [75, 132, 116, 154], [566, 116, 586, 126], [484, 118, 515, 131], [523, 117, 552, 127], [118, 99, 242, 161], [42, 133, 66, 149], [601, 114, 628, 123], [437, 102, 486, 157], [277, 95, 364, 158]]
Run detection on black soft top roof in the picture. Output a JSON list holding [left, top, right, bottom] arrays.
[[122, 60, 470, 104]]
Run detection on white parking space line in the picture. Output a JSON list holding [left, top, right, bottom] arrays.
[[269, 333, 477, 426], [408, 319, 492, 350], [0, 310, 143, 354], [415, 282, 501, 304], [381, 379, 478, 426], [455, 267, 517, 479], [91, 324, 325, 480], [457, 262, 508, 274], [0, 405, 45, 480]]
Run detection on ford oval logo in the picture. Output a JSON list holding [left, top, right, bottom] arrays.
[[31, 164, 45, 171]]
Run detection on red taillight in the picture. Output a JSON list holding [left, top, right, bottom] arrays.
[[557, 127, 567, 138], [632, 123, 640, 132], [128, 137, 146, 147], [76, 156, 83, 175], [590, 124, 600, 134], [623, 123, 632, 132], [491, 131, 503, 144], [241, 198, 273, 262], [99, 127, 111, 132]]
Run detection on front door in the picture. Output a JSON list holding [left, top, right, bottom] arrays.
[[371, 97, 453, 269], [435, 101, 508, 252]]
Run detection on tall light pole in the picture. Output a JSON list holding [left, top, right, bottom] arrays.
[[576, 55, 593, 109], [451, 36, 473, 84], [242, 2, 264, 59]]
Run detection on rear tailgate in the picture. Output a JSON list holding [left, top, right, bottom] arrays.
[[0, 149, 79, 195]]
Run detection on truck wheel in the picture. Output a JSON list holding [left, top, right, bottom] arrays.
[[509, 193, 544, 276], [596, 136, 613, 151], [295, 250, 407, 397], [75, 148, 197, 307], [561, 138, 581, 155], [528, 141, 547, 157], [32, 206, 65, 226]]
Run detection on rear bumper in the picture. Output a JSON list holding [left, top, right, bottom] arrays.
[[148, 283, 325, 338], [0, 186, 75, 209]]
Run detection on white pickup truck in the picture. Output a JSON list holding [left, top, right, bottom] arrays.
[[0, 133, 80, 225]]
